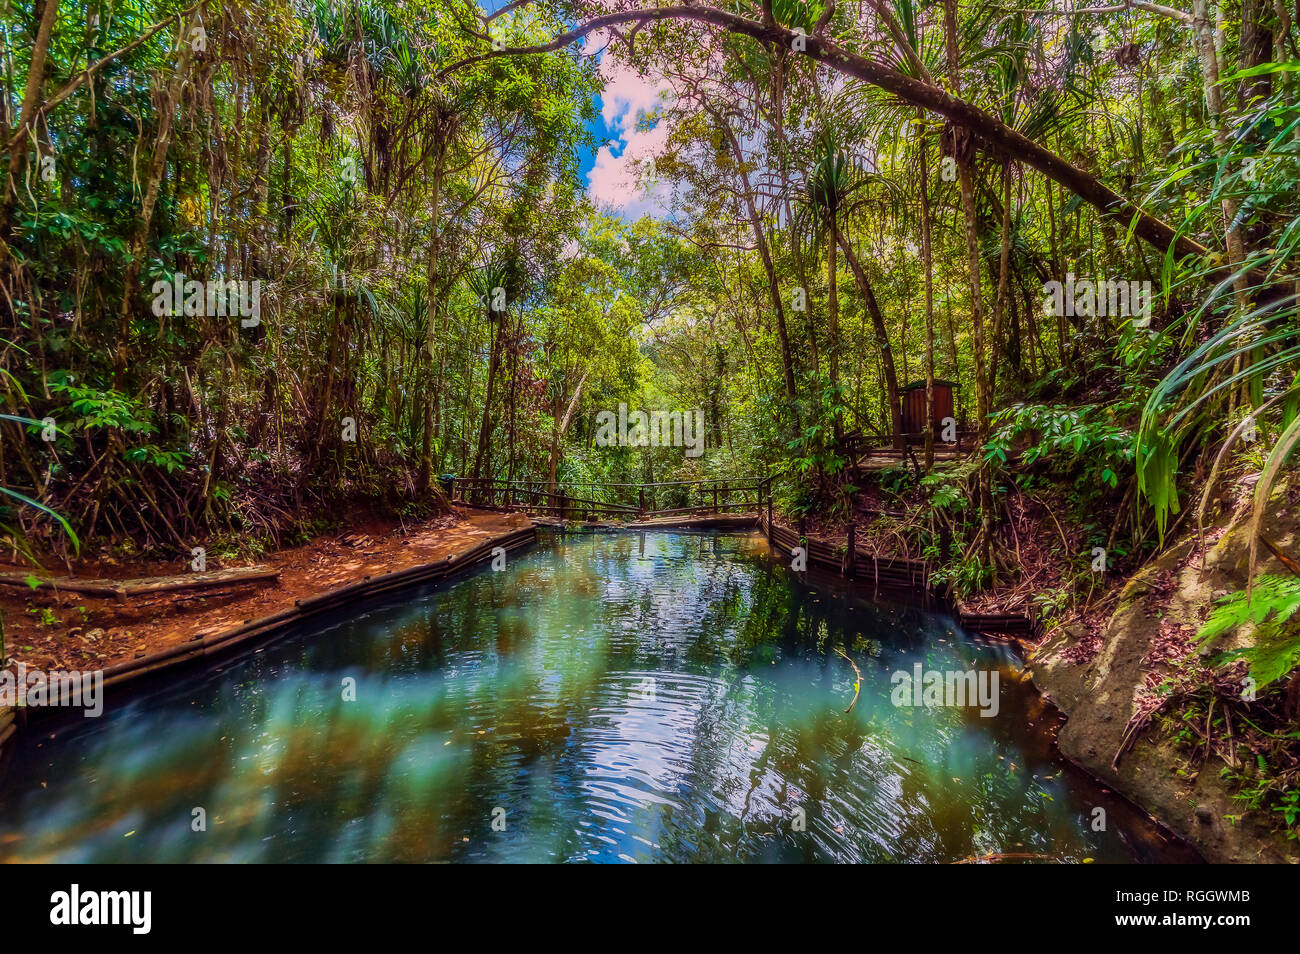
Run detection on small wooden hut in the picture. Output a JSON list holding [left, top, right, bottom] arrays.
[[899, 380, 958, 441]]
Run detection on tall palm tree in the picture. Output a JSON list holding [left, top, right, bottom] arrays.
[[468, 258, 517, 482], [801, 131, 903, 447]]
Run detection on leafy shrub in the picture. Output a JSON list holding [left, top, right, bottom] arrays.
[[1198, 574, 1300, 691], [985, 402, 1133, 493]]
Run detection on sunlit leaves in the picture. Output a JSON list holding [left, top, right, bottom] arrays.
[[1199, 574, 1300, 690]]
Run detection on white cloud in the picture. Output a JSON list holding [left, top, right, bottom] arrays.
[[586, 41, 674, 219]]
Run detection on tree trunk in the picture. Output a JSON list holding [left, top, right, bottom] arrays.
[[714, 111, 796, 398], [1, 0, 60, 241], [115, 14, 201, 384], [471, 313, 504, 481], [918, 120, 937, 471], [827, 213, 841, 439], [548, 369, 588, 491], [988, 160, 1014, 407], [833, 222, 901, 447], [943, 0, 993, 571], [420, 141, 447, 493]]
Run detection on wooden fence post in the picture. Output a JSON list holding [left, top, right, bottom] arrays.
[[766, 484, 774, 540], [845, 523, 856, 579]]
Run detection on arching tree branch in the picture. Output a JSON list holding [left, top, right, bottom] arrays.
[[437, 4, 1207, 262]]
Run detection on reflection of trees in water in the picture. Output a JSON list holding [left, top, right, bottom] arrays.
[[0, 533, 1137, 862]]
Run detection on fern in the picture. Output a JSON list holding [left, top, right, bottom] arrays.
[[1198, 575, 1300, 690]]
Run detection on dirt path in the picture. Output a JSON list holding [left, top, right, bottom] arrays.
[[0, 509, 533, 674]]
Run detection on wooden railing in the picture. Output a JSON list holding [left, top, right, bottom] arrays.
[[760, 513, 1038, 637], [451, 475, 773, 522], [838, 426, 976, 460], [447, 475, 1034, 638]]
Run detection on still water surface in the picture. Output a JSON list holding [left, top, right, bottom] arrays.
[[0, 532, 1187, 862]]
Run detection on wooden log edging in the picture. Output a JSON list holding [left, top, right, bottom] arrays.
[[759, 513, 1039, 638], [0, 564, 282, 597], [0, 525, 538, 757]]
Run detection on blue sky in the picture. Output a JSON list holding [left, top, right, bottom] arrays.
[[480, 1, 669, 217]]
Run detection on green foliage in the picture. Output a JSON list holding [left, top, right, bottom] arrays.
[[1218, 758, 1300, 841], [781, 377, 851, 515], [1137, 78, 1300, 547], [0, 415, 79, 551], [1276, 789, 1300, 837], [920, 458, 978, 512], [1198, 575, 1300, 690], [986, 403, 1133, 493], [769, 0, 825, 33], [929, 552, 993, 596], [1030, 587, 1071, 627], [25, 606, 57, 627], [47, 379, 156, 438]]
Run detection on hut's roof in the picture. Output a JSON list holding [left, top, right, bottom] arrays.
[[900, 379, 960, 391]]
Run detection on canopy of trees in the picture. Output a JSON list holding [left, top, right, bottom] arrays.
[[1, 0, 1295, 576]]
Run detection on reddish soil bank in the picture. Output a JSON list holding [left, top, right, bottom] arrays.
[[0, 509, 533, 674]]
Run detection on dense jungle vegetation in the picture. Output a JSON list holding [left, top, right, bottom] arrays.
[[3, 0, 1300, 836]]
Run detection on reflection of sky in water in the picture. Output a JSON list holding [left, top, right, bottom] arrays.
[[0, 532, 1180, 862]]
